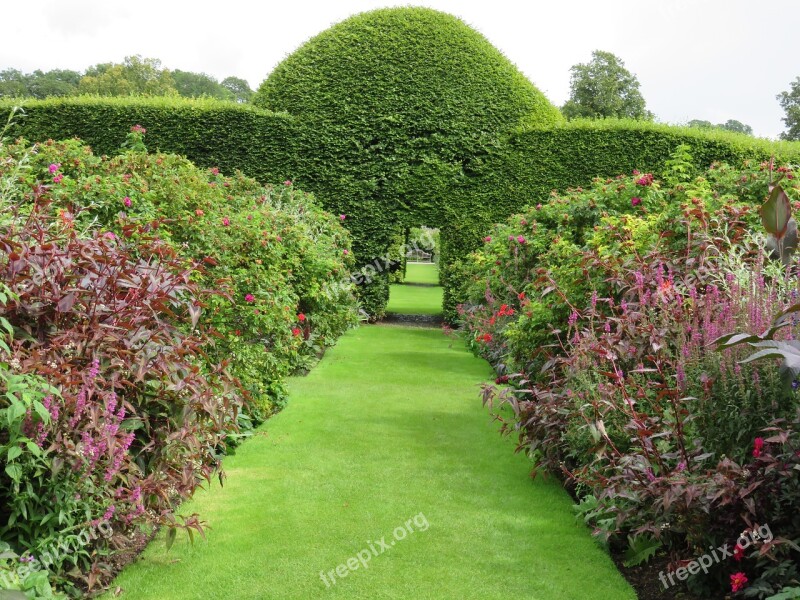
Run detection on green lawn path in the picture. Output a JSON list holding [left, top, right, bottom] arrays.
[[106, 275, 635, 599], [387, 263, 443, 315]]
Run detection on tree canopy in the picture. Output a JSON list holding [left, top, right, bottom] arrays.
[[0, 56, 253, 102], [688, 118, 753, 135], [562, 50, 652, 120], [778, 77, 800, 141]]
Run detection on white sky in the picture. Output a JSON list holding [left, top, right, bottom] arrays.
[[2, 0, 798, 138]]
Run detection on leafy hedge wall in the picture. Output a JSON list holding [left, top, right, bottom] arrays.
[[0, 96, 299, 183], [4, 97, 800, 322], [254, 7, 564, 317], [440, 119, 800, 319]]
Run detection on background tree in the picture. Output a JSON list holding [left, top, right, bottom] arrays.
[[778, 77, 800, 141], [221, 76, 254, 103], [26, 69, 81, 98], [688, 118, 753, 135], [719, 119, 753, 135], [172, 70, 232, 99], [78, 56, 176, 96], [562, 50, 652, 120], [0, 69, 28, 97]]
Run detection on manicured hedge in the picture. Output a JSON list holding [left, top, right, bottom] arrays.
[[439, 119, 800, 318], [0, 92, 800, 319], [254, 7, 563, 317], [0, 96, 299, 183]]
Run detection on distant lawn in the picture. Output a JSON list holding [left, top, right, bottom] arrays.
[[403, 262, 440, 285], [386, 284, 443, 315], [387, 263, 442, 315]]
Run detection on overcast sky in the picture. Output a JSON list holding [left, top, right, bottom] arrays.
[[2, 0, 798, 138]]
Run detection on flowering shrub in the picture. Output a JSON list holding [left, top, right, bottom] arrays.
[[2, 132, 358, 417], [0, 129, 357, 594], [0, 193, 243, 593], [466, 152, 800, 597]]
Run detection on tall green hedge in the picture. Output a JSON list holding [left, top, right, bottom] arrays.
[[0, 96, 299, 183], [5, 46, 800, 323], [441, 120, 800, 317], [254, 7, 564, 317]]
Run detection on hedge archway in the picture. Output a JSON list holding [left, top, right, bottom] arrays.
[[254, 7, 563, 316]]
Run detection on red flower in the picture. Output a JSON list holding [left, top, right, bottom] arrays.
[[753, 437, 764, 458], [292, 327, 301, 337], [733, 544, 744, 562], [297, 313, 306, 322], [518, 292, 526, 300], [484, 236, 492, 243], [730, 572, 748, 593]]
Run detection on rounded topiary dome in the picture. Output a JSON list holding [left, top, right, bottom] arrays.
[[254, 7, 562, 316], [255, 7, 561, 133]]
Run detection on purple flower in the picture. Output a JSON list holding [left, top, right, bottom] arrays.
[[123, 196, 132, 208], [631, 197, 642, 207], [48, 163, 60, 174]]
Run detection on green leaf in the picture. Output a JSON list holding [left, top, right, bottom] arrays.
[[5, 463, 22, 483], [761, 184, 792, 238], [622, 534, 661, 567], [6, 445, 21, 461], [165, 526, 177, 551]]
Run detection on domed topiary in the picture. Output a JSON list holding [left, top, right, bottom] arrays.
[[255, 7, 562, 317]]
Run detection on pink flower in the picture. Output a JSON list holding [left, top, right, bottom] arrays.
[[297, 313, 306, 322], [53, 173, 64, 184], [292, 327, 301, 337], [484, 236, 491, 243], [103, 232, 116, 240], [516, 235, 525, 244], [245, 294, 255, 303], [343, 249, 349, 255], [753, 437, 764, 458], [730, 572, 748, 593], [636, 173, 654, 186], [339, 214, 346, 221], [210, 167, 220, 175], [123, 196, 132, 208], [632, 169, 640, 175], [195, 209, 204, 216], [130, 124, 146, 134], [631, 197, 642, 207], [48, 163, 60, 174], [222, 217, 230, 226], [284, 180, 292, 186], [535, 204, 542, 210]]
